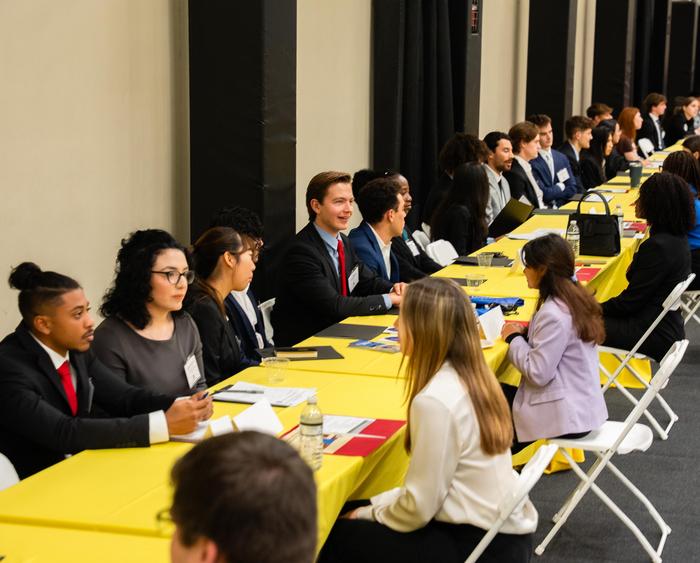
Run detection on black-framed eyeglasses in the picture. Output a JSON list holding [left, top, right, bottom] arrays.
[[151, 270, 196, 285], [155, 507, 175, 532]]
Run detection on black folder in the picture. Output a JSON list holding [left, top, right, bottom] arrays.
[[488, 198, 534, 238]]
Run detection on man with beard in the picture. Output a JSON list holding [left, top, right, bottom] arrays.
[[483, 132, 514, 223]]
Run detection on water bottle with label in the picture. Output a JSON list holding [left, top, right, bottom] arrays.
[[299, 395, 323, 471], [615, 204, 624, 238], [566, 220, 580, 257]]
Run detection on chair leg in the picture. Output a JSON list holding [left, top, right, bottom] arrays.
[[607, 374, 669, 440], [622, 361, 679, 439]]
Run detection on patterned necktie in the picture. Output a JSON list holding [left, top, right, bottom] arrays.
[[545, 151, 554, 180], [337, 238, 348, 296], [57, 360, 78, 415]]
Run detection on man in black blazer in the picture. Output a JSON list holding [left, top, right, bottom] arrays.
[[638, 93, 667, 152], [503, 121, 544, 209], [0, 263, 212, 479], [558, 115, 594, 193], [272, 171, 405, 346]]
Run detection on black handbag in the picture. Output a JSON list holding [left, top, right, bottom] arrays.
[[567, 191, 621, 256]]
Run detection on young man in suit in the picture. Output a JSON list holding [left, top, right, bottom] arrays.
[[0, 263, 212, 479], [558, 115, 594, 193], [638, 93, 667, 151], [209, 206, 273, 358], [169, 431, 317, 563], [503, 121, 544, 209], [586, 102, 613, 127], [527, 114, 578, 206], [482, 131, 514, 223], [349, 177, 406, 283], [353, 169, 441, 282], [272, 171, 405, 346]]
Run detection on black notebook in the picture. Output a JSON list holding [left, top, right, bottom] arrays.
[[314, 323, 386, 340], [488, 198, 534, 238], [258, 346, 344, 361]]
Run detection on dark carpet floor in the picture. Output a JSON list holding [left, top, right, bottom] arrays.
[[529, 321, 700, 562]]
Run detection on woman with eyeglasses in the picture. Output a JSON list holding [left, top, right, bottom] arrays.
[[187, 226, 257, 386], [94, 229, 206, 396]]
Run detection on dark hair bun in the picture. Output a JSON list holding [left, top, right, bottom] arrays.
[[9, 262, 43, 291]]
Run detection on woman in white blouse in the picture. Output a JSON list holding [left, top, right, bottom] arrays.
[[319, 278, 537, 563]]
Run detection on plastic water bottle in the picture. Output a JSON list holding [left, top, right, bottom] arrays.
[[566, 220, 580, 257], [299, 396, 323, 471], [615, 204, 624, 238]]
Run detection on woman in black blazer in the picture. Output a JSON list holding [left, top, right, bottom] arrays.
[[581, 126, 613, 191], [602, 173, 695, 361], [429, 162, 489, 255], [663, 97, 700, 146], [188, 227, 257, 386]]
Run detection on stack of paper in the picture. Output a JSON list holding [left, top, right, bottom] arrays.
[[214, 382, 316, 407]]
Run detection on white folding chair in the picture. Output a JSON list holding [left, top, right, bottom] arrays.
[[638, 138, 655, 159], [411, 230, 430, 252], [259, 298, 275, 345], [421, 222, 432, 239], [426, 240, 458, 267], [464, 444, 558, 563], [536, 340, 688, 563], [599, 273, 694, 440], [0, 453, 19, 491], [680, 290, 700, 326]]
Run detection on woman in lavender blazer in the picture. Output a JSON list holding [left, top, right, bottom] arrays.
[[501, 234, 608, 445]]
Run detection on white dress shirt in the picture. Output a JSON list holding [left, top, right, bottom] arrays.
[[355, 361, 538, 534], [368, 224, 392, 278], [30, 333, 169, 444], [649, 113, 665, 149], [514, 155, 545, 208]]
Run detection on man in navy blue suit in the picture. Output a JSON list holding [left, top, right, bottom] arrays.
[[349, 178, 406, 283], [527, 114, 578, 206]]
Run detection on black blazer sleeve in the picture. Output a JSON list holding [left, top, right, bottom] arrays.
[[0, 353, 173, 456], [188, 297, 248, 386], [602, 237, 671, 317], [580, 155, 605, 191], [283, 241, 391, 319], [391, 235, 441, 282], [434, 206, 475, 256]]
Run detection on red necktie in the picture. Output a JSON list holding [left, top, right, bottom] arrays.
[[337, 238, 348, 296], [57, 360, 78, 416]]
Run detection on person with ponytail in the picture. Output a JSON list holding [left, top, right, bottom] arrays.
[[319, 278, 537, 563], [187, 227, 257, 386], [0, 263, 212, 479], [501, 234, 607, 447], [93, 229, 206, 396]]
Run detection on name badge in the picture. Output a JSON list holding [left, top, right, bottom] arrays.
[[348, 265, 360, 294], [406, 240, 420, 257], [556, 168, 570, 183], [184, 354, 203, 389]]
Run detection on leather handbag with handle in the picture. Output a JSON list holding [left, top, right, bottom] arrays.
[[567, 191, 621, 256]]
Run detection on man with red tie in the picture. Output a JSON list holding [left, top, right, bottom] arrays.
[[0, 262, 213, 479], [272, 171, 406, 346]]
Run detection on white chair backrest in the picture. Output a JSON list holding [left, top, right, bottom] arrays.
[[412, 230, 430, 251], [426, 240, 458, 266], [421, 222, 432, 239], [259, 298, 276, 345], [638, 138, 655, 158], [464, 444, 558, 563], [613, 339, 688, 452], [0, 453, 19, 491], [663, 273, 695, 310]]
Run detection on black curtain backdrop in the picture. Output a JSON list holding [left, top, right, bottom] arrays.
[[633, 0, 654, 108], [647, 0, 670, 96], [667, 1, 699, 103], [373, 0, 467, 229]]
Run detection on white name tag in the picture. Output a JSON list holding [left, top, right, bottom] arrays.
[[184, 354, 203, 389], [557, 168, 570, 183], [348, 265, 360, 294], [406, 240, 420, 257]]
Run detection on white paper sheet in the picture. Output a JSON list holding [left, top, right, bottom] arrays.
[[214, 381, 317, 407], [479, 305, 505, 342], [233, 399, 283, 436], [507, 228, 565, 241], [322, 415, 374, 435]]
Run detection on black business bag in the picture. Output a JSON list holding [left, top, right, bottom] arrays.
[[567, 191, 620, 256]]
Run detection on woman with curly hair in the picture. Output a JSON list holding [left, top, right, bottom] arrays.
[[93, 229, 205, 395]]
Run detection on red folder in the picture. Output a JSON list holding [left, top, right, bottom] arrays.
[[332, 419, 406, 457]]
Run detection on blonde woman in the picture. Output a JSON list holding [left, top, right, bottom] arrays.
[[319, 278, 537, 563]]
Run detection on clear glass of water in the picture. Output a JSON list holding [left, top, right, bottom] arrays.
[[262, 357, 289, 384], [477, 252, 495, 268]]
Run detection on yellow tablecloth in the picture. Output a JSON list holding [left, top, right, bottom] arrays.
[[0, 523, 171, 563]]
